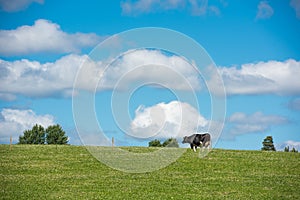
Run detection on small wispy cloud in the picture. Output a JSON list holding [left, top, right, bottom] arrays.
[[223, 112, 288, 140], [121, 0, 224, 16], [0, 0, 43, 12], [290, 0, 300, 19], [288, 98, 300, 111], [256, 1, 274, 20], [121, 0, 186, 15]]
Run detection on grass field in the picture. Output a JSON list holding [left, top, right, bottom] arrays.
[[1, 145, 299, 199]]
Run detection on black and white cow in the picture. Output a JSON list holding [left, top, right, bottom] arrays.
[[182, 133, 211, 152]]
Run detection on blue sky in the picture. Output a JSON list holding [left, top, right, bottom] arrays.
[[0, 0, 300, 150]]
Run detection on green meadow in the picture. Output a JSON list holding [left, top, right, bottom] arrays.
[[1, 145, 299, 199]]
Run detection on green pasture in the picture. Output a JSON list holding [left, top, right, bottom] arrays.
[[1, 145, 299, 199]]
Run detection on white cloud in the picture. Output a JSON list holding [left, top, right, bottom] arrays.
[[216, 59, 300, 95], [290, 0, 300, 19], [0, 0, 43, 12], [0, 108, 55, 143], [256, 1, 274, 20], [100, 49, 202, 91], [0, 49, 201, 100], [129, 101, 208, 139], [0, 54, 95, 99], [0, 19, 101, 56], [121, 0, 222, 16], [277, 140, 300, 151], [2, 51, 299, 100], [224, 112, 288, 139]]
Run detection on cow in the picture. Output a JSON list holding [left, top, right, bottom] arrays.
[[182, 133, 211, 152]]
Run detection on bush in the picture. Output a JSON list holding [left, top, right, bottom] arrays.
[[162, 138, 179, 147], [149, 138, 179, 147], [149, 139, 162, 147]]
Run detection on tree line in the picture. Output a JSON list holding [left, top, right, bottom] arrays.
[[19, 124, 68, 145], [17, 126, 298, 152], [151, 135, 299, 152], [148, 138, 179, 147]]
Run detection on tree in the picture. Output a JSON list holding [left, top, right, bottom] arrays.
[[162, 138, 179, 147], [46, 124, 68, 145], [261, 136, 276, 151], [284, 146, 289, 152], [148, 139, 162, 147], [19, 124, 45, 144], [291, 147, 298, 153]]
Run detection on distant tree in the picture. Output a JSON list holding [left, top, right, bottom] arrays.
[[291, 147, 298, 153], [19, 124, 45, 144], [261, 136, 276, 151], [46, 124, 68, 145], [162, 138, 179, 148], [149, 139, 162, 147], [284, 146, 289, 152]]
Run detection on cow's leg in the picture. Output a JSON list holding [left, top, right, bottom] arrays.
[[199, 141, 203, 148], [205, 141, 211, 149], [203, 136, 211, 149], [191, 144, 197, 152]]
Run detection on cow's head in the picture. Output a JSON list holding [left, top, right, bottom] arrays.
[[182, 136, 188, 144]]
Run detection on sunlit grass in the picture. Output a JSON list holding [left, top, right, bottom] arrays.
[[1, 145, 299, 199]]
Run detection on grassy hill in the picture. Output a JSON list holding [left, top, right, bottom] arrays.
[[1, 145, 299, 199]]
